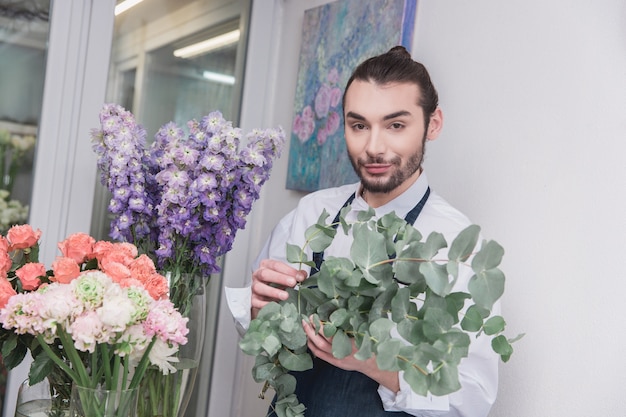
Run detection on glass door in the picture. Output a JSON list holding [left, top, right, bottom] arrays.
[[93, 1, 251, 416], [0, 0, 51, 410]]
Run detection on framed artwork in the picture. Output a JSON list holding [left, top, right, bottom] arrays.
[[286, 0, 418, 192]]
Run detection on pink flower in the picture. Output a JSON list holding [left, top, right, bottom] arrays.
[[317, 125, 329, 146], [15, 262, 46, 291], [69, 311, 107, 352], [326, 111, 341, 135], [144, 299, 189, 345], [58, 233, 96, 263], [314, 84, 332, 119], [0, 276, 16, 309], [100, 257, 131, 283], [329, 87, 342, 108], [51, 257, 81, 284], [327, 67, 339, 84], [7, 224, 42, 251]]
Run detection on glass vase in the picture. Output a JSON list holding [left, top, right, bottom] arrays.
[[68, 385, 138, 417], [137, 272, 207, 417], [15, 377, 71, 417]]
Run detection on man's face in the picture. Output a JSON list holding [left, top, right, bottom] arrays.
[[343, 80, 441, 199]]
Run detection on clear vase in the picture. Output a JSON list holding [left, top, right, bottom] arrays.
[[15, 378, 70, 417], [137, 272, 207, 417], [68, 385, 139, 417]]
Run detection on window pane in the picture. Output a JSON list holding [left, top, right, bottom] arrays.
[[0, 0, 51, 408]]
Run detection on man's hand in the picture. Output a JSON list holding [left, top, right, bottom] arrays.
[[251, 259, 307, 318], [302, 316, 401, 393]]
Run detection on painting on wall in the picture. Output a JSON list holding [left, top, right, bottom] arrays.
[[286, 0, 418, 192]]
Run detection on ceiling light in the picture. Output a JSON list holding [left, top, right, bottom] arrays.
[[202, 71, 236, 86], [115, 0, 145, 16], [174, 29, 240, 59]]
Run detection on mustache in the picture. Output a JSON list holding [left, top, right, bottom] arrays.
[[357, 156, 399, 165]]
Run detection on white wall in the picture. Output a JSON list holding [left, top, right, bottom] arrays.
[[220, 0, 626, 416]]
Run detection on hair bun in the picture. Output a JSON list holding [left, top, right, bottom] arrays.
[[387, 45, 412, 59]]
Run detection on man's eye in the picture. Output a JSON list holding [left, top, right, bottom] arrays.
[[352, 123, 366, 130], [390, 122, 404, 129]]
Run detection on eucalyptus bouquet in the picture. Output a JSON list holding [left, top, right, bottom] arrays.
[[91, 104, 285, 313], [0, 225, 188, 416], [240, 208, 522, 417]]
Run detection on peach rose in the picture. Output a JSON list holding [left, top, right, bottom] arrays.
[[129, 254, 157, 282], [143, 273, 169, 300], [0, 276, 16, 308], [51, 257, 81, 284], [7, 224, 42, 251], [58, 233, 96, 264], [100, 257, 131, 283], [15, 262, 46, 291], [0, 237, 11, 277], [92, 240, 115, 263]]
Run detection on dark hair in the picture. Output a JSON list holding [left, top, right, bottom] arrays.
[[342, 46, 439, 124]]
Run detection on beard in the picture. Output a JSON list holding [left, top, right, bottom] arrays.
[[349, 136, 426, 194]]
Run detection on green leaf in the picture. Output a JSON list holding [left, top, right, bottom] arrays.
[[390, 286, 411, 323], [376, 339, 403, 371], [286, 243, 308, 265], [402, 363, 429, 396], [278, 348, 313, 371], [429, 362, 462, 396], [330, 308, 350, 328], [274, 373, 298, 397], [483, 316, 506, 335], [448, 225, 480, 262], [460, 305, 485, 332], [422, 231, 447, 259], [422, 308, 454, 341], [29, 352, 55, 385], [262, 333, 282, 357], [469, 268, 505, 310], [322, 322, 337, 338], [397, 318, 424, 345], [368, 283, 398, 322], [354, 332, 373, 360], [492, 335, 514, 362], [1, 333, 18, 357], [420, 261, 452, 297], [305, 210, 336, 252], [351, 223, 391, 284], [394, 240, 427, 286], [472, 239, 505, 271], [332, 329, 352, 359], [369, 318, 394, 343]]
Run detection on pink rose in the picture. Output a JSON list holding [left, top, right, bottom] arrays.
[[0, 276, 16, 309], [15, 263, 46, 291], [92, 241, 115, 263], [58, 233, 96, 264], [7, 225, 42, 250], [51, 257, 81, 284]]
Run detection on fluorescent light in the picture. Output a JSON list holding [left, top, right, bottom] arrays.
[[202, 71, 236, 86], [115, 0, 144, 16], [174, 29, 240, 59]]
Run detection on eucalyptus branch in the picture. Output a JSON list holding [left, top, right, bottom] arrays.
[[240, 209, 521, 417]]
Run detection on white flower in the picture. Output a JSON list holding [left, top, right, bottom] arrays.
[[147, 339, 180, 374]]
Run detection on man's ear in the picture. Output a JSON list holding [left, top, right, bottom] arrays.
[[426, 107, 444, 141]]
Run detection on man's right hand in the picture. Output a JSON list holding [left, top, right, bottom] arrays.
[[250, 259, 307, 319]]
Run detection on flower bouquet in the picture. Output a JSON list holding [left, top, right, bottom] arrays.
[[0, 225, 189, 416], [90, 104, 285, 415]]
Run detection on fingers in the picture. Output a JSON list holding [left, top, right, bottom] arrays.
[[251, 259, 308, 314], [302, 317, 333, 359]]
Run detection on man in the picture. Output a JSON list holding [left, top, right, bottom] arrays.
[[227, 46, 499, 416]]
